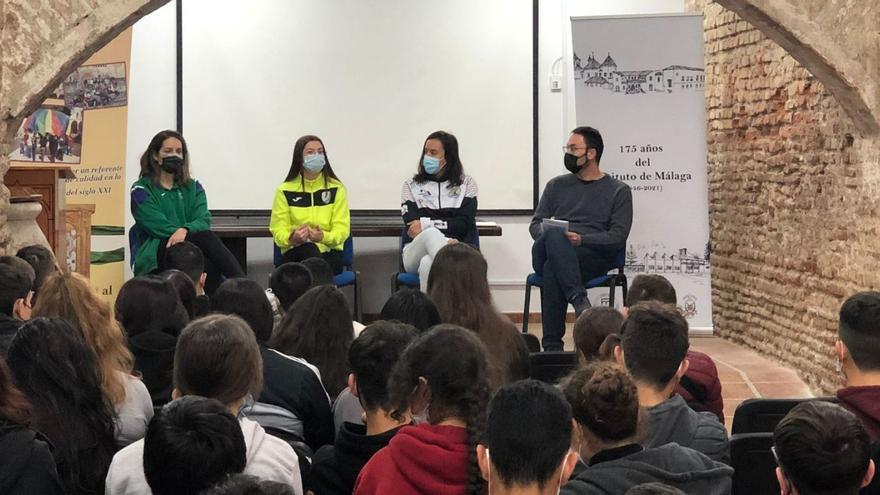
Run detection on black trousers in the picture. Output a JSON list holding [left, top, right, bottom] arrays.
[[281, 243, 343, 275], [157, 230, 244, 295]]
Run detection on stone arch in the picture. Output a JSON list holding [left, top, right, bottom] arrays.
[[0, 0, 169, 251], [714, 0, 879, 137]]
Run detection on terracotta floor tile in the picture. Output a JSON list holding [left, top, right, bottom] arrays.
[[752, 381, 813, 398], [721, 382, 757, 400]]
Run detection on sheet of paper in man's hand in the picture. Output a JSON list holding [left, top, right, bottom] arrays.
[[542, 218, 569, 232]]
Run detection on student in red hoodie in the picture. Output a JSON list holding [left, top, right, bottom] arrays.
[[353, 325, 491, 495], [836, 291, 880, 440]]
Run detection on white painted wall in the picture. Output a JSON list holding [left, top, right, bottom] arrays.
[[125, 0, 685, 313]]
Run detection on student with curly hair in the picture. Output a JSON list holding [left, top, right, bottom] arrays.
[[560, 362, 732, 494], [354, 325, 491, 495]]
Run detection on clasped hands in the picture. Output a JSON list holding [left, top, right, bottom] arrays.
[[289, 224, 324, 246]]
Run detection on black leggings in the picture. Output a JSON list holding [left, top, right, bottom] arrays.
[[281, 243, 343, 275], [157, 230, 244, 295]]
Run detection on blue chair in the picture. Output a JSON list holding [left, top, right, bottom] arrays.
[[273, 237, 361, 320], [392, 227, 480, 292], [521, 248, 628, 333], [128, 225, 145, 269]]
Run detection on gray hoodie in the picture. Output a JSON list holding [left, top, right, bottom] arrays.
[[561, 443, 733, 495], [644, 394, 730, 464]]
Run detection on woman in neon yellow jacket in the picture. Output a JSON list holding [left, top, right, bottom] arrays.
[[270, 135, 350, 274]]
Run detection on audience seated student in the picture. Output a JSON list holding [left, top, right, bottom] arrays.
[[33, 272, 153, 447], [311, 321, 419, 495], [106, 314, 303, 494], [163, 241, 210, 317], [0, 256, 34, 355], [8, 317, 119, 494], [268, 262, 313, 331], [625, 274, 724, 422], [270, 135, 351, 275], [115, 277, 189, 406], [560, 362, 732, 494], [476, 379, 579, 495], [379, 288, 441, 332], [836, 291, 880, 441], [428, 243, 530, 388], [160, 269, 198, 320], [400, 130, 479, 292], [624, 483, 686, 495], [0, 358, 64, 494], [143, 396, 246, 495], [614, 301, 730, 464], [301, 257, 335, 286], [272, 285, 354, 400], [773, 400, 875, 495], [212, 278, 334, 452], [14, 244, 56, 303], [354, 325, 491, 495], [202, 474, 295, 495], [573, 307, 624, 364], [132, 130, 244, 293]]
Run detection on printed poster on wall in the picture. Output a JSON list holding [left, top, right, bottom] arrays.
[[10, 29, 132, 302], [571, 14, 713, 331]]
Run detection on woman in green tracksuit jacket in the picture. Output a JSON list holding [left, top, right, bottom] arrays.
[[269, 134, 350, 274], [130, 130, 243, 293]]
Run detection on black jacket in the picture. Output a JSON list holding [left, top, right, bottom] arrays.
[[311, 422, 404, 495], [0, 421, 65, 495], [128, 330, 177, 406], [259, 346, 335, 451], [561, 443, 733, 495], [0, 314, 23, 356]]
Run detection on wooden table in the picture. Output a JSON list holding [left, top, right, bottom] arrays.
[[212, 217, 502, 272]]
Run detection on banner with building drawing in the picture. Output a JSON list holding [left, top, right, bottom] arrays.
[[571, 14, 712, 331]]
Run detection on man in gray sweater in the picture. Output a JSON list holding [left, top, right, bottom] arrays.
[[529, 126, 632, 351]]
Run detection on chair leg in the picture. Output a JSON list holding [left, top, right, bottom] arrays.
[[523, 282, 532, 334], [608, 276, 616, 308], [620, 275, 628, 306], [354, 274, 362, 322], [390, 272, 398, 294]]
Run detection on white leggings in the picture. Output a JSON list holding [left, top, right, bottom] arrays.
[[402, 228, 449, 292]]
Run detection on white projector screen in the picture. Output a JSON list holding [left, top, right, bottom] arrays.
[[181, 0, 534, 211]]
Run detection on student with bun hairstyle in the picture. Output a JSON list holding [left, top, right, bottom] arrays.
[[560, 362, 732, 494], [354, 325, 491, 495]]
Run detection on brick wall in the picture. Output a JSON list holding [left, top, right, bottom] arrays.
[[690, 0, 880, 393]]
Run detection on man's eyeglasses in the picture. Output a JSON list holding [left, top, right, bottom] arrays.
[[562, 145, 593, 153]]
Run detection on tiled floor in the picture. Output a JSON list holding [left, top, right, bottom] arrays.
[[538, 325, 814, 431]]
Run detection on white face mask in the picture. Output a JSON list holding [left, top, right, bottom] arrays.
[[486, 449, 569, 494]]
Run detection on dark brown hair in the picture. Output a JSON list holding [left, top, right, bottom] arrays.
[[139, 130, 192, 185], [620, 301, 689, 388], [270, 285, 353, 399], [428, 243, 528, 388], [387, 325, 490, 495], [0, 359, 30, 425], [412, 130, 464, 186], [573, 307, 624, 362], [562, 361, 642, 443], [174, 314, 263, 406], [283, 135, 341, 188]]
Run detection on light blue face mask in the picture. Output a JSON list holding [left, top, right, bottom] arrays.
[[303, 153, 325, 173], [423, 155, 442, 175]]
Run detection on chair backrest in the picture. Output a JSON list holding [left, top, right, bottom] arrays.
[[520, 333, 541, 353], [128, 225, 144, 269], [340, 236, 354, 269], [732, 398, 836, 434], [612, 247, 626, 271], [730, 432, 779, 495], [529, 351, 577, 384]]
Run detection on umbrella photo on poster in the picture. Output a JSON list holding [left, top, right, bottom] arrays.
[[10, 107, 82, 164]]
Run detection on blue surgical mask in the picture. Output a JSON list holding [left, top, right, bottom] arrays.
[[423, 155, 442, 175], [303, 153, 325, 173]]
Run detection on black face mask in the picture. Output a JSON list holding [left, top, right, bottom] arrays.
[[160, 155, 183, 174], [564, 153, 583, 174]]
